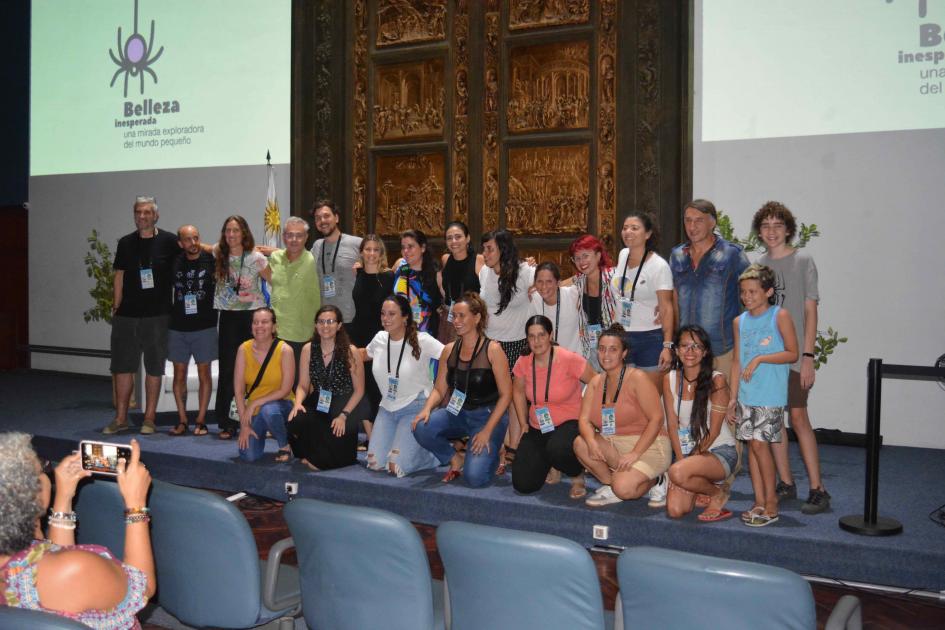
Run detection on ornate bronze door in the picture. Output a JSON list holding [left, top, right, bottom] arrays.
[[293, 0, 689, 266]]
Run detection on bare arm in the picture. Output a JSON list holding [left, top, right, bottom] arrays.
[[343, 345, 366, 414], [672, 288, 680, 332], [289, 343, 313, 421], [656, 289, 674, 371], [800, 298, 818, 389], [511, 370, 529, 433], [662, 372, 683, 460], [112, 270, 124, 314], [698, 373, 731, 453], [727, 317, 741, 417], [741, 309, 798, 382], [47, 454, 91, 546], [469, 342, 512, 455]]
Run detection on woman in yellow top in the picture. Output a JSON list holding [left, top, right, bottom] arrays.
[[234, 307, 295, 462]]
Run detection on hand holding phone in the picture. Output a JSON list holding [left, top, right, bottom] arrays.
[[79, 439, 133, 476]]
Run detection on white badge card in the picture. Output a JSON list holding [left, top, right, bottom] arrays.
[[535, 406, 554, 433], [587, 324, 602, 345], [316, 389, 333, 413], [386, 376, 399, 401], [601, 407, 616, 436], [447, 302, 455, 323], [619, 297, 633, 329], [678, 427, 695, 456], [411, 302, 423, 324], [322, 275, 337, 298], [446, 389, 466, 415], [140, 268, 155, 289], [183, 293, 198, 315]]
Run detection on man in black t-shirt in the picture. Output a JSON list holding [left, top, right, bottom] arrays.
[[104, 196, 180, 435], [167, 225, 218, 437]]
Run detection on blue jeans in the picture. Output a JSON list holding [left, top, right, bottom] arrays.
[[367, 395, 439, 477], [239, 399, 292, 462], [413, 404, 509, 488]]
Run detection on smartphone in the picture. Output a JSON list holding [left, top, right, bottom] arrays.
[[79, 440, 133, 476]]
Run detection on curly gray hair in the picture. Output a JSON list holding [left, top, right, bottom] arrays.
[[0, 432, 42, 555]]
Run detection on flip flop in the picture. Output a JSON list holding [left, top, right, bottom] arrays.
[[741, 506, 764, 522], [698, 508, 733, 522], [275, 449, 292, 463], [169, 422, 189, 436], [193, 423, 208, 436], [745, 513, 780, 528], [569, 480, 587, 499], [218, 429, 233, 440], [442, 469, 462, 483]]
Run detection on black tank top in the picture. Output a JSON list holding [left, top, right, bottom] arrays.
[[442, 254, 480, 304], [446, 336, 499, 409]]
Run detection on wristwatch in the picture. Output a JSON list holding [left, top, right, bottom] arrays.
[[339, 410, 350, 417], [662, 341, 675, 349]]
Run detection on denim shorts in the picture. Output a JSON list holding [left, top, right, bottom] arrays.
[[710, 443, 738, 478], [624, 328, 664, 371], [167, 327, 218, 364]]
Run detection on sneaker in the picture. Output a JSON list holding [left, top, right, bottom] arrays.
[[776, 480, 797, 501], [801, 488, 831, 515], [139, 420, 157, 435], [102, 420, 130, 435], [647, 474, 668, 508], [585, 485, 622, 507]]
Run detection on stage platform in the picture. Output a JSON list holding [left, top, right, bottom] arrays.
[[4, 369, 944, 593]]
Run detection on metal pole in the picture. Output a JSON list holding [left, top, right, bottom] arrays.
[[863, 358, 881, 523]]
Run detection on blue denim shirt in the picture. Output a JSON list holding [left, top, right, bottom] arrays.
[[670, 236, 750, 356]]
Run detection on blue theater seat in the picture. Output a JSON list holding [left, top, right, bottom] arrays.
[[283, 498, 445, 630], [72, 476, 126, 559], [615, 546, 861, 630], [148, 480, 300, 629], [436, 521, 607, 630], [0, 607, 89, 630]]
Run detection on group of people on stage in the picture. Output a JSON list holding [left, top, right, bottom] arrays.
[[105, 195, 830, 526]]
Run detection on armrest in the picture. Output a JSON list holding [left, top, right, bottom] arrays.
[[262, 536, 301, 612], [824, 594, 862, 630]]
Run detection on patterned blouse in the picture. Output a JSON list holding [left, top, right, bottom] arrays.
[[1, 540, 148, 629], [310, 341, 353, 398]]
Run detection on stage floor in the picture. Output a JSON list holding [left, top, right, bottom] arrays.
[[4, 369, 944, 592]]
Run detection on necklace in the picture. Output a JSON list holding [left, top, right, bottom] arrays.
[[682, 372, 699, 393]]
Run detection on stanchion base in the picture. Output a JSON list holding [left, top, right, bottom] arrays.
[[839, 515, 903, 536]]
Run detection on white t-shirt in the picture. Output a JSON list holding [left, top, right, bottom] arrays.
[[611, 249, 673, 332], [366, 331, 444, 412], [669, 370, 735, 451], [479, 262, 536, 342], [529, 285, 581, 355]]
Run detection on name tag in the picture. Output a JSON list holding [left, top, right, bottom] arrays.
[[618, 297, 633, 329], [535, 406, 554, 433], [447, 302, 455, 323], [183, 293, 198, 315], [446, 389, 466, 415], [322, 275, 336, 297], [386, 376, 399, 401], [140, 268, 155, 289], [411, 302, 423, 324], [678, 427, 695, 456], [316, 389, 332, 413], [587, 324, 602, 345], [601, 407, 616, 436]]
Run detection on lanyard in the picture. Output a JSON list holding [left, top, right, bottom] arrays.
[[601, 364, 627, 405], [321, 234, 342, 275], [317, 345, 336, 391], [532, 347, 554, 404], [231, 252, 245, 290], [137, 229, 156, 269], [542, 290, 561, 343], [387, 333, 408, 378], [619, 248, 648, 301], [453, 335, 484, 393]]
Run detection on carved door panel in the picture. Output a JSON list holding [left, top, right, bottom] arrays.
[[337, 0, 687, 265]]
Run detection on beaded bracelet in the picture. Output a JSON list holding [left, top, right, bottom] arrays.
[[48, 510, 77, 522], [48, 519, 77, 530], [124, 507, 151, 516], [125, 513, 151, 525]]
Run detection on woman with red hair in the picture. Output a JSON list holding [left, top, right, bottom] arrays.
[[567, 234, 616, 371]]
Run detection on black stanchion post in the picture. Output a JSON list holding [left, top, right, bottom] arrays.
[[839, 358, 903, 536]]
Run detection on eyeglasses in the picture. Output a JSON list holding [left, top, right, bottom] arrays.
[[571, 253, 597, 263], [679, 343, 705, 352], [283, 232, 307, 240], [316, 319, 338, 326]]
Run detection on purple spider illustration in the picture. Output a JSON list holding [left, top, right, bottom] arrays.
[[109, 0, 164, 97]]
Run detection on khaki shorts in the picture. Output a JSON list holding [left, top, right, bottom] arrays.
[[787, 369, 810, 408], [712, 350, 734, 382], [603, 434, 671, 480]]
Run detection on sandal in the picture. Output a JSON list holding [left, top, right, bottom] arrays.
[[545, 468, 562, 485], [496, 446, 516, 476], [218, 429, 233, 440], [442, 469, 462, 483], [740, 506, 764, 523], [169, 422, 189, 436], [193, 423, 208, 436], [698, 508, 733, 522], [569, 476, 587, 499], [745, 512, 780, 528], [275, 449, 292, 463]]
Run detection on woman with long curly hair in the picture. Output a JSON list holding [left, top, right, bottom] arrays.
[[392, 229, 442, 335]]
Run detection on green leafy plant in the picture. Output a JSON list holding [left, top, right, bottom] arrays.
[[717, 211, 846, 370], [83, 229, 114, 324]]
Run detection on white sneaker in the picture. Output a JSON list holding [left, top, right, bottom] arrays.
[[647, 474, 668, 508], [585, 485, 622, 507]]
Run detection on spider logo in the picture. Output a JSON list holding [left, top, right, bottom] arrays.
[[109, 0, 164, 97]]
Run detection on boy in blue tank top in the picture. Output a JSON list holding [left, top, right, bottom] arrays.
[[728, 264, 798, 527]]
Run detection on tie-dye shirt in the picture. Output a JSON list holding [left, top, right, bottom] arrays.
[[392, 262, 442, 334]]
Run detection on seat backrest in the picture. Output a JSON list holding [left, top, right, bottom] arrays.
[[617, 546, 816, 630], [148, 480, 264, 628], [0, 607, 89, 630], [283, 498, 436, 630], [73, 477, 126, 559], [436, 521, 606, 630]]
